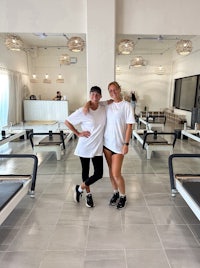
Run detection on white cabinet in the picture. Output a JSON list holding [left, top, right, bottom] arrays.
[[23, 100, 69, 122]]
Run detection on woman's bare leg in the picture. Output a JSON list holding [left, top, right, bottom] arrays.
[[103, 147, 118, 190], [111, 153, 125, 195]]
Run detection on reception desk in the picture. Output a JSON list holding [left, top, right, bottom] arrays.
[[23, 100, 69, 122]]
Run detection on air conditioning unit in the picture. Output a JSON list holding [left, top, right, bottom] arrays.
[[70, 57, 77, 64]]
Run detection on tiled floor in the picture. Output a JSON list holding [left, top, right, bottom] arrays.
[[0, 121, 200, 267]]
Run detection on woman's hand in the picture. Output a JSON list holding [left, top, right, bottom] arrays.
[[107, 99, 114, 105], [78, 131, 91, 138], [122, 144, 129, 155]]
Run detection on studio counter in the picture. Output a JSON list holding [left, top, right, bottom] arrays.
[[23, 100, 69, 122]]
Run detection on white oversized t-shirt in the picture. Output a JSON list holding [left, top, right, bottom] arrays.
[[104, 100, 135, 154], [67, 105, 106, 158]]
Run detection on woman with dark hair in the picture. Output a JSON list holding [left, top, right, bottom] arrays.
[[53, 91, 62, 100], [130, 90, 137, 113], [65, 86, 106, 208]]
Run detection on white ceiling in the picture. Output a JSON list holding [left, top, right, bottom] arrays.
[[116, 34, 197, 71], [1, 32, 195, 51], [116, 34, 196, 55], [1, 33, 197, 72], [15, 33, 86, 48]]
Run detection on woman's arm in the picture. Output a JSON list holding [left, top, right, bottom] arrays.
[[122, 124, 133, 155], [82, 101, 91, 114], [83, 99, 113, 114], [65, 120, 90, 138]]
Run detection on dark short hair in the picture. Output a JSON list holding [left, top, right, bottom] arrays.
[[90, 86, 102, 95]]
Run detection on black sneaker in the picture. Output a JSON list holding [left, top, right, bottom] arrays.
[[116, 196, 127, 209], [109, 192, 119, 206], [86, 194, 95, 208], [73, 185, 82, 203]]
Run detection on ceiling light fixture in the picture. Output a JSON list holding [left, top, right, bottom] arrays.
[[43, 74, 51, 83], [176, 39, 192, 56], [67, 36, 85, 52], [154, 65, 166, 75], [56, 74, 64, 83], [118, 39, 135, 55], [5, 34, 23, 51], [130, 56, 145, 68], [116, 65, 121, 75], [30, 74, 39, 83]]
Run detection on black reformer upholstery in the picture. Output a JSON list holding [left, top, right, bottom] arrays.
[[168, 153, 200, 193], [0, 182, 23, 211], [0, 154, 38, 223], [168, 153, 200, 220]]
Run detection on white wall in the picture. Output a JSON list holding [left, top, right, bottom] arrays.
[[168, 36, 200, 125], [0, 36, 28, 73], [1, 0, 200, 35], [116, 35, 200, 117], [0, 0, 86, 33], [87, 0, 115, 100], [29, 46, 87, 113], [0, 36, 31, 99], [115, 0, 200, 116], [116, 42, 174, 113], [117, 71, 171, 114], [172, 37, 200, 79], [116, 0, 200, 35], [1, 0, 200, 118]]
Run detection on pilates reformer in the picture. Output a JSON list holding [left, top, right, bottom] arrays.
[[168, 154, 200, 221], [138, 112, 166, 131], [181, 123, 200, 142], [132, 130, 177, 159], [139, 111, 165, 119], [132, 123, 153, 142], [0, 154, 38, 225], [147, 113, 166, 127], [29, 130, 74, 160], [0, 130, 27, 146]]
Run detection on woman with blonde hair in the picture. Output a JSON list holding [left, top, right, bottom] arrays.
[[104, 81, 135, 209]]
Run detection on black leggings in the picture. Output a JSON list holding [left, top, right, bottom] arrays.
[[80, 156, 103, 186]]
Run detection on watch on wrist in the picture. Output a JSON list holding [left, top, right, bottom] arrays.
[[123, 142, 129, 146]]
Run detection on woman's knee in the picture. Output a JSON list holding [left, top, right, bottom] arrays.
[[113, 174, 122, 183], [85, 175, 102, 186], [94, 170, 103, 180]]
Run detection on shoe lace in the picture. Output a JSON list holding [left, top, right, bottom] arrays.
[[118, 196, 125, 206], [112, 192, 119, 200], [87, 194, 93, 203]]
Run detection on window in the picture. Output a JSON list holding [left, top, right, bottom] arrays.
[[173, 75, 198, 111], [0, 73, 9, 129]]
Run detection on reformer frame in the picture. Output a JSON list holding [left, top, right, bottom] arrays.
[[168, 153, 200, 221], [0, 154, 38, 225]]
